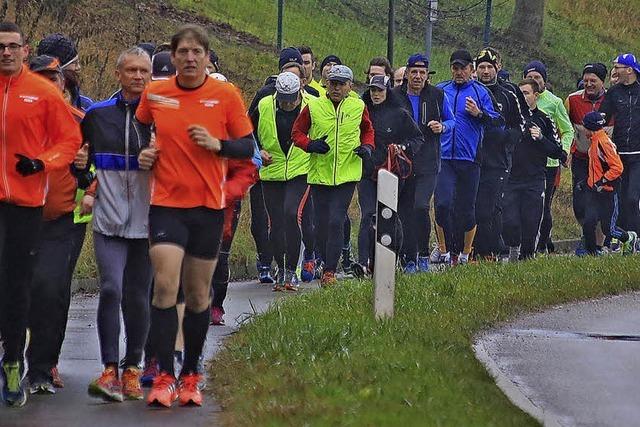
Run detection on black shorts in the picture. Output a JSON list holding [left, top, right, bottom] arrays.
[[149, 206, 224, 260]]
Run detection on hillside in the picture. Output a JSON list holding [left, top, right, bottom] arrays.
[[7, 0, 638, 277]]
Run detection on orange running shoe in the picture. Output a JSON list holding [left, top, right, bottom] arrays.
[[51, 366, 64, 388], [147, 371, 177, 408], [320, 270, 337, 288], [122, 367, 143, 400], [88, 366, 123, 402], [177, 373, 203, 406]]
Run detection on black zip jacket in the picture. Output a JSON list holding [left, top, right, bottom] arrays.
[[362, 89, 424, 169], [481, 81, 527, 170], [393, 82, 447, 175], [510, 107, 565, 183], [599, 80, 640, 158]]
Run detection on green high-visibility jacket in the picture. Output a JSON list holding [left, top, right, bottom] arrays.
[[258, 94, 310, 181], [307, 95, 365, 186]]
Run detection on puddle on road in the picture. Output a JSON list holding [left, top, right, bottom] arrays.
[[505, 328, 640, 342]]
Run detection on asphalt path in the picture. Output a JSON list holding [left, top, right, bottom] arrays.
[[0, 280, 310, 427], [475, 292, 640, 427]]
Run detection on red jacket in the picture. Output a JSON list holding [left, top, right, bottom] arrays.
[[222, 157, 258, 239], [565, 90, 612, 159], [0, 65, 82, 207]]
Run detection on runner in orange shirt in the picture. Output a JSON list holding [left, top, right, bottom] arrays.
[[0, 22, 81, 408], [136, 24, 254, 408]]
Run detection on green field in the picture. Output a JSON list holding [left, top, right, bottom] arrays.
[[211, 256, 640, 426]]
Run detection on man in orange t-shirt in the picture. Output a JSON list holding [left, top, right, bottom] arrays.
[[0, 22, 81, 408], [136, 24, 254, 408]]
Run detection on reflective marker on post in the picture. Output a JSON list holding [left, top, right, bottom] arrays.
[[374, 169, 399, 319]]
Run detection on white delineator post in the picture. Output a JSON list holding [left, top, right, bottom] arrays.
[[374, 169, 399, 319]]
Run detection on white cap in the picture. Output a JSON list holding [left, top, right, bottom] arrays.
[[275, 71, 301, 102]]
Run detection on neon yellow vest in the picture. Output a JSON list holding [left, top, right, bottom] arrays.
[[258, 94, 310, 181], [307, 95, 365, 185]]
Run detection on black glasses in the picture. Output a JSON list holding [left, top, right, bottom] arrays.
[[0, 43, 22, 52]]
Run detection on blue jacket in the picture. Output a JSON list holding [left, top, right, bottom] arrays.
[[436, 79, 504, 163]]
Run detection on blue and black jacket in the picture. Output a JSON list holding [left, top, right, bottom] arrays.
[[436, 79, 504, 163], [80, 91, 151, 239]]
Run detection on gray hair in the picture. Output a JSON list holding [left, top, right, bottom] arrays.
[[116, 46, 151, 69]]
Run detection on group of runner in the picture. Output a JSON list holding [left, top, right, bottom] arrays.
[[1, 18, 640, 411]]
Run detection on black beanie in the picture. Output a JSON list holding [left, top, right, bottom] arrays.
[[583, 63, 608, 83], [37, 33, 78, 67]]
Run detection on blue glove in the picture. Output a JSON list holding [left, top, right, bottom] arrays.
[[307, 137, 330, 154]]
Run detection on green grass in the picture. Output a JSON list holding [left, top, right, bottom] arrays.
[[210, 256, 640, 426]]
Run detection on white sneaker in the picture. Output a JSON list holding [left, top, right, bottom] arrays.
[[458, 253, 469, 265], [429, 246, 443, 263]]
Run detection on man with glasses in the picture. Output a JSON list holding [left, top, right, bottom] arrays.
[[599, 53, 640, 234], [0, 21, 81, 407]]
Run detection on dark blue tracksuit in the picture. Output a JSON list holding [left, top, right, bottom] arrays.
[[435, 79, 504, 253]]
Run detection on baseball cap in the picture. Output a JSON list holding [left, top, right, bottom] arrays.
[[36, 33, 78, 69], [275, 71, 300, 102], [583, 111, 606, 131], [406, 53, 429, 68], [327, 65, 353, 83], [368, 75, 389, 89], [29, 55, 63, 74], [613, 53, 640, 73], [450, 49, 473, 67], [151, 52, 176, 81], [320, 55, 342, 71], [278, 47, 303, 70]]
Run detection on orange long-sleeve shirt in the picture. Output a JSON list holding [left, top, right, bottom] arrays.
[[0, 65, 82, 207], [587, 129, 623, 192]]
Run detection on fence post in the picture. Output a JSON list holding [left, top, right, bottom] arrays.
[[374, 169, 399, 320]]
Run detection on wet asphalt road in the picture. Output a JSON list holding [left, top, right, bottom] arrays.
[[0, 280, 303, 427], [476, 292, 640, 427]]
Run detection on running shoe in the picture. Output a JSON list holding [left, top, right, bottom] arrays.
[[320, 271, 337, 288], [314, 258, 324, 279], [122, 367, 143, 400], [403, 261, 418, 274], [575, 236, 588, 257], [284, 270, 300, 291], [508, 246, 520, 263], [623, 231, 638, 255], [610, 238, 622, 254], [141, 359, 159, 388], [51, 366, 64, 388], [29, 378, 55, 395], [257, 263, 275, 284], [88, 366, 123, 402], [417, 256, 430, 272], [1, 360, 27, 407], [429, 246, 443, 263], [350, 262, 367, 279], [300, 258, 316, 282], [458, 253, 470, 265], [147, 371, 178, 407], [210, 306, 225, 325], [177, 373, 203, 406], [341, 247, 355, 274]]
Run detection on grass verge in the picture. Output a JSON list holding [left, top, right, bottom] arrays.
[[210, 256, 640, 426]]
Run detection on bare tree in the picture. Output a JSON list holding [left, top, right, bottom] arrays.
[[509, 0, 545, 45]]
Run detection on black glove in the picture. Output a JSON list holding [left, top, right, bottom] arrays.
[[307, 137, 330, 154], [593, 178, 607, 193], [353, 145, 372, 159], [75, 169, 96, 190], [15, 154, 44, 177]]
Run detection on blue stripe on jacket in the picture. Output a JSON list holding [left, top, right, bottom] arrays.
[[94, 153, 141, 171]]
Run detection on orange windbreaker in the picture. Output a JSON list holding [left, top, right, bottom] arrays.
[[135, 76, 253, 210], [0, 65, 82, 207], [587, 129, 623, 192], [43, 105, 85, 221]]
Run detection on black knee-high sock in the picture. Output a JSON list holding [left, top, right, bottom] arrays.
[[181, 307, 210, 375], [150, 305, 178, 376]]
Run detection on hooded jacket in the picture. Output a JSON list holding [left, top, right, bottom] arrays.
[[362, 89, 424, 172]]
